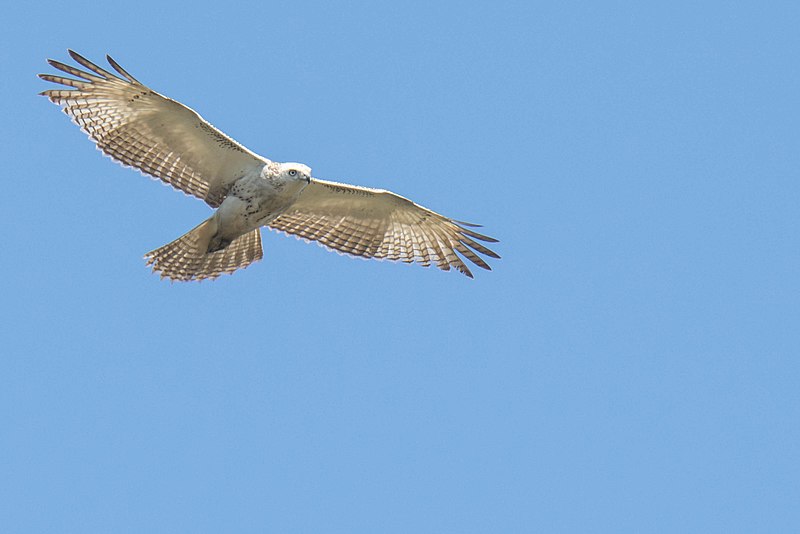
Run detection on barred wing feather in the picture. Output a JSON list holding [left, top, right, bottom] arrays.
[[269, 179, 499, 277], [39, 50, 268, 207]]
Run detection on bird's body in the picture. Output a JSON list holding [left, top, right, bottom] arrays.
[[213, 162, 311, 250], [40, 51, 499, 280]]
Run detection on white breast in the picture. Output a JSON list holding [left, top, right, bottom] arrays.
[[215, 174, 306, 240]]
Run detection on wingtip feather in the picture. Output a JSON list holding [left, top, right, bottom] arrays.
[[453, 219, 483, 228], [67, 49, 83, 62], [106, 54, 140, 84], [67, 49, 117, 79]]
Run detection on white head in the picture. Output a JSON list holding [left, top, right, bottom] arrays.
[[278, 162, 312, 184], [262, 161, 312, 193]]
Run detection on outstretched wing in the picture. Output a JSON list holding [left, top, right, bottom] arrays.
[[269, 179, 499, 277], [39, 50, 268, 207]]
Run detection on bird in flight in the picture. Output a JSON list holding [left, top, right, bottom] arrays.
[[39, 51, 499, 281]]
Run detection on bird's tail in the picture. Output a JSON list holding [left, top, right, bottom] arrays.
[[144, 218, 263, 281]]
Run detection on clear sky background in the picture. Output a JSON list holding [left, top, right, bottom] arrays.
[[1, 1, 798, 532]]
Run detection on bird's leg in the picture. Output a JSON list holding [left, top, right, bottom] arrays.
[[207, 234, 232, 253]]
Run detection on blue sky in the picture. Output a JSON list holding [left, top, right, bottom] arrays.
[[1, 1, 799, 532]]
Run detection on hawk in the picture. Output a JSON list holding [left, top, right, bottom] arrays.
[[39, 51, 499, 281]]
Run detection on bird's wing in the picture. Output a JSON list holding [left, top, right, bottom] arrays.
[[269, 179, 499, 277], [39, 50, 269, 207]]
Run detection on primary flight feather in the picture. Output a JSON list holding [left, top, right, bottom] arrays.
[[39, 50, 499, 280]]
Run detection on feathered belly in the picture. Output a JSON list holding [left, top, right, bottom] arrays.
[[215, 192, 291, 241]]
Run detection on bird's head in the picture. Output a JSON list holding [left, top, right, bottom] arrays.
[[262, 161, 312, 194], [279, 162, 312, 184]]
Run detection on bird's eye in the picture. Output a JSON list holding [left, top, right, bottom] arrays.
[[288, 170, 297, 176]]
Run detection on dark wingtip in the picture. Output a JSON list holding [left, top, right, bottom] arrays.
[[454, 219, 483, 228], [105, 53, 140, 83], [459, 225, 499, 244], [67, 49, 93, 67]]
